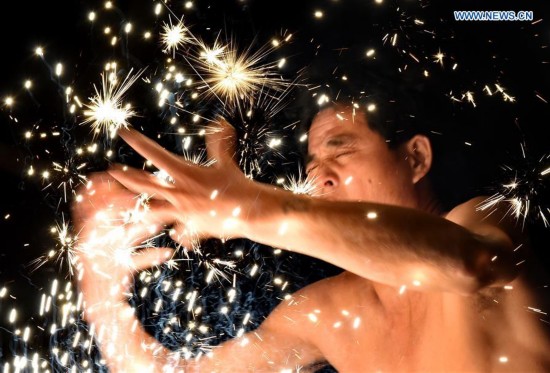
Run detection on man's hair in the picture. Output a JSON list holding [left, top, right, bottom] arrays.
[[289, 46, 446, 146]]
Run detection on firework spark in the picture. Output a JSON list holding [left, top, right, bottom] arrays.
[[29, 218, 79, 275], [82, 69, 144, 138], [192, 39, 288, 109], [283, 171, 319, 196], [51, 160, 88, 202], [478, 151, 550, 227], [182, 149, 217, 168], [197, 39, 227, 67], [433, 49, 445, 66], [161, 18, 190, 57]]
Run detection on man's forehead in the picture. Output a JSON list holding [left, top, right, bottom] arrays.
[[308, 107, 366, 149], [314, 133, 357, 147], [310, 106, 358, 129]]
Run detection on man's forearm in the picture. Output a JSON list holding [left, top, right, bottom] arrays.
[[84, 301, 172, 372], [245, 186, 512, 294], [84, 299, 302, 372]]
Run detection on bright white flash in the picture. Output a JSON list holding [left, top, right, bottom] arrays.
[[161, 18, 189, 57], [194, 39, 287, 108], [82, 69, 143, 137], [283, 171, 319, 196]]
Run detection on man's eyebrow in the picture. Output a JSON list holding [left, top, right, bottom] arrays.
[[306, 134, 357, 166]]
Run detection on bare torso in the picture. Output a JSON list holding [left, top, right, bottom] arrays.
[[294, 271, 550, 372]]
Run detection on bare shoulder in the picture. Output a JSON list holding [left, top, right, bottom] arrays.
[[286, 271, 378, 309], [257, 272, 383, 370], [261, 271, 380, 334], [445, 196, 525, 249], [201, 274, 374, 371]]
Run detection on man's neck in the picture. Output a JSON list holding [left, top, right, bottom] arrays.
[[416, 182, 444, 216]]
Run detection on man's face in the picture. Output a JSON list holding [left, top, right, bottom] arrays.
[[306, 106, 418, 207]]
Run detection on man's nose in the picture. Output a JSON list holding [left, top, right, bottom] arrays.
[[314, 165, 339, 191]]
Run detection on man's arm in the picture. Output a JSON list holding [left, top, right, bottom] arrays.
[[82, 274, 324, 372], [244, 190, 521, 295], [191, 288, 326, 372], [74, 175, 324, 372], [110, 126, 523, 296]]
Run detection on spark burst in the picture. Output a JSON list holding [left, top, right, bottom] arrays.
[[222, 80, 297, 179], [161, 18, 190, 57], [51, 160, 88, 203], [478, 150, 550, 227], [30, 219, 79, 275], [182, 149, 217, 168], [193, 39, 288, 109], [283, 170, 319, 196], [82, 69, 143, 138], [433, 49, 445, 66], [197, 39, 227, 67]]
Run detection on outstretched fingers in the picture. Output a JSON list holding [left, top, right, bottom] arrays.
[[107, 165, 174, 200], [206, 117, 238, 165], [131, 247, 175, 272], [117, 127, 191, 177]]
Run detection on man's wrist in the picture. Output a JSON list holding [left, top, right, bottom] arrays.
[[242, 184, 310, 243], [241, 183, 277, 239]]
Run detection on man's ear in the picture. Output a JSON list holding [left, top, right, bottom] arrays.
[[401, 135, 432, 184]]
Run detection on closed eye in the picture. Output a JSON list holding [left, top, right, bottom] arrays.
[[306, 151, 354, 174], [306, 164, 318, 174], [335, 151, 354, 159]]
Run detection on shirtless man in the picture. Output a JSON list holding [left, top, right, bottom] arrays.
[[73, 104, 550, 372]]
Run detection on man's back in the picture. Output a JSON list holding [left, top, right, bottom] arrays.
[[281, 271, 550, 372]]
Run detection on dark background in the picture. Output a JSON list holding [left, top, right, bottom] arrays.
[[0, 0, 549, 369]]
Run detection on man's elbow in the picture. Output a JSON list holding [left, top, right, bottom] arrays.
[[460, 238, 520, 295]]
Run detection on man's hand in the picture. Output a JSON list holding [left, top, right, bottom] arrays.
[[108, 119, 266, 245], [72, 174, 175, 312]]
